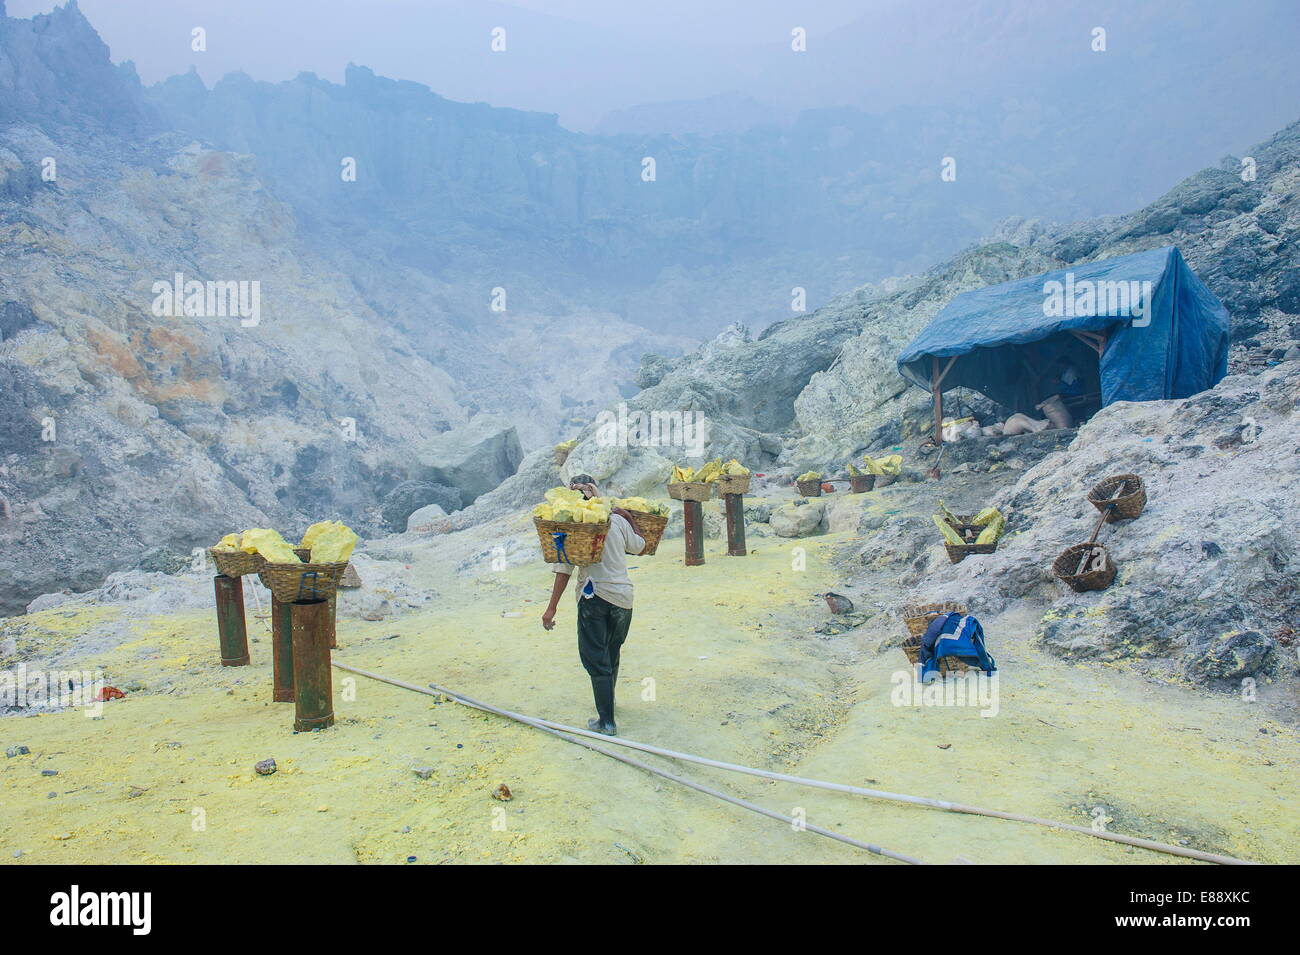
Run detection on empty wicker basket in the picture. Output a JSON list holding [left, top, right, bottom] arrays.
[[208, 549, 265, 578], [667, 481, 713, 503], [1053, 542, 1117, 592], [625, 509, 669, 556], [1088, 474, 1146, 523], [796, 479, 823, 497], [713, 473, 751, 496], [534, 517, 609, 565]]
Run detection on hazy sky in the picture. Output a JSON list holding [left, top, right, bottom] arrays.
[[8, 0, 1298, 148], [8, 0, 872, 127]]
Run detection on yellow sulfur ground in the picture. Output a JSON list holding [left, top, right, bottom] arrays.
[[1, 518, 1297, 865]]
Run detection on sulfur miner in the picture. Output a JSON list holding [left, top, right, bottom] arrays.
[[540, 474, 646, 736]]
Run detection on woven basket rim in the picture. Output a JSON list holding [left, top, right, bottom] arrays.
[[667, 481, 713, 502], [532, 516, 611, 531], [1052, 542, 1114, 578], [1088, 473, 1144, 501]]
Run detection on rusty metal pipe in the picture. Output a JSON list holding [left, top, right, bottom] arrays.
[[723, 492, 747, 557], [213, 575, 250, 667], [291, 599, 334, 732], [683, 499, 705, 566], [271, 594, 295, 703]]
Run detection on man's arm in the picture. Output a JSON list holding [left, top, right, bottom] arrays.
[[542, 570, 571, 630]]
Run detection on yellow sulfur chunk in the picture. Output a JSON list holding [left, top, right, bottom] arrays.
[[862, 454, 903, 476], [612, 497, 669, 517], [300, 520, 345, 549], [721, 459, 749, 476], [694, 459, 724, 484], [933, 514, 966, 545], [239, 529, 300, 563], [310, 524, 359, 563], [212, 532, 242, 552], [796, 470, 823, 482]]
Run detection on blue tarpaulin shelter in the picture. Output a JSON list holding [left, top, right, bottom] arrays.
[[897, 247, 1230, 439]]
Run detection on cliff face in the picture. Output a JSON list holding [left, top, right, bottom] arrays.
[[0, 0, 156, 135], [0, 4, 674, 613]]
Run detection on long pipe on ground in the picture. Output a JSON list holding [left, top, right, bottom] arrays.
[[333, 661, 1254, 866], [331, 661, 923, 864]]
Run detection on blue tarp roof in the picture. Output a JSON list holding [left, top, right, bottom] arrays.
[[897, 246, 1230, 413]]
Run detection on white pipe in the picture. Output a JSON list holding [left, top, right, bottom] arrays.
[[333, 661, 1254, 866], [332, 662, 923, 863]]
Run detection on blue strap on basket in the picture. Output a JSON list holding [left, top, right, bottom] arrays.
[[552, 530, 570, 564], [296, 570, 321, 602]]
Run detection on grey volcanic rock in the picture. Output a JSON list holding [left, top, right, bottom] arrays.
[[381, 482, 460, 532], [415, 414, 523, 506], [770, 500, 827, 538], [404, 503, 447, 532], [904, 361, 1300, 687], [448, 448, 563, 531], [555, 304, 870, 497]]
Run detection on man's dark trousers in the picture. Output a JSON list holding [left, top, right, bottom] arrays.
[[577, 594, 633, 726]]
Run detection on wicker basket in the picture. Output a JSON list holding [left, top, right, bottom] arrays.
[[534, 517, 609, 565], [294, 547, 358, 586], [796, 479, 822, 497], [945, 541, 998, 564], [1089, 473, 1146, 522], [940, 515, 999, 563], [902, 601, 967, 638], [208, 549, 265, 578], [554, 446, 572, 468], [901, 631, 976, 673], [849, 474, 876, 493], [626, 510, 669, 556], [667, 481, 713, 502], [901, 634, 923, 664], [1052, 542, 1117, 592], [258, 560, 348, 603], [713, 473, 751, 496]]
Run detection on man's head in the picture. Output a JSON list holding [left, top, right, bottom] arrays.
[[569, 473, 599, 500]]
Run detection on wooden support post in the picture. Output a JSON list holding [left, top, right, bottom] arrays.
[[683, 500, 705, 566], [271, 593, 295, 703], [932, 356, 944, 445], [724, 492, 747, 557], [290, 599, 334, 732], [930, 354, 957, 446], [213, 575, 250, 667]]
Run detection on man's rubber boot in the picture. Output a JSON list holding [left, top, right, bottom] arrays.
[[588, 675, 617, 736]]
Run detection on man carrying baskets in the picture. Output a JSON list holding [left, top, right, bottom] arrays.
[[541, 475, 645, 736]]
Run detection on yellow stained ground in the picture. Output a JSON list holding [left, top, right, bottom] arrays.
[[2, 516, 1296, 865]]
